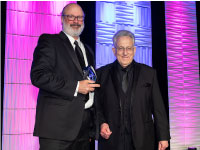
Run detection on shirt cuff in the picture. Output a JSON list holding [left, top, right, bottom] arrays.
[[74, 81, 79, 97]]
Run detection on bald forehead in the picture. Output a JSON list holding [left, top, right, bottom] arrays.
[[63, 3, 84, 16]]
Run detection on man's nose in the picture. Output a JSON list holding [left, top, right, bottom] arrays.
[[73, 19, 78, 23], [123, 49, 128, 55]]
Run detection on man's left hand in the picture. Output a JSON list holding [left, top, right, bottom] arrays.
[[158, 141, 168, 150]]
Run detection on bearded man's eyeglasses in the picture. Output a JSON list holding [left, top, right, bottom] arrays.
[[63, 15, 85, 21]]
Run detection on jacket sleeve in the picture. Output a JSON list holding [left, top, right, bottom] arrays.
[[152, 70, 171, 141], [30, 34, 77, 100], [95, 69, 107, 129]]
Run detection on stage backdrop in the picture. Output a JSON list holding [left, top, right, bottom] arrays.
[[2, 1, 200, 150], [165, 1, 200, 149], [0, 2, 2, 149], [96, 1, 152, 68], [2, 1, 74, 150]]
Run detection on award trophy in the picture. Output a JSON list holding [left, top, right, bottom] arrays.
[[83, 66, 97, 81]]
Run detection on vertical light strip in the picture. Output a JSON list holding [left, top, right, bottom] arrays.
[[0, 3, 2, 148], [96, 1, 152, 68], [165, 1, 200, 149], [2, 2, 74, 150]]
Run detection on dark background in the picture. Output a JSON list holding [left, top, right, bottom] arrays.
[[1, 2, 7, 148], [196, 1, 200, 73]]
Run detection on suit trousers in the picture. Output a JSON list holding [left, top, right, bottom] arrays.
[[39, 109, 92, 150], [118, 128, 135, 150]]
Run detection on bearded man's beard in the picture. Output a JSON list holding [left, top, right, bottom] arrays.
[[63, 22, 84, 37]]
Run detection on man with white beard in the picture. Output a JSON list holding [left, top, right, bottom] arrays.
[[31, 3, 100, 150]]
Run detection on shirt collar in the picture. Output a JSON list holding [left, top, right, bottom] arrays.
[[117, 60, 135, 72], [62, 31, 81, 46]]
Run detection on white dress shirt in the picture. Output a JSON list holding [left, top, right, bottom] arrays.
[[63, 31, 94, 109]]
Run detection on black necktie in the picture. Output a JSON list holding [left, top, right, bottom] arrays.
[[74, 41, 89, 102], [122, 69, 128, 93], [74, 41, 85, 70]]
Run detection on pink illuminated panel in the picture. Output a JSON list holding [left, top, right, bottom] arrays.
[[165, 1, 200, 149], [3, 1, 75, 150]]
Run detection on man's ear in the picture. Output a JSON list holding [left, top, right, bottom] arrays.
[[112, 47, 116, 56], [133, 46, 136, 56], [61, 16, 64, 25]]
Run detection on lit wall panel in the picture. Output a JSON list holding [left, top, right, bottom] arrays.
[[165, 1, 200, 149], [3, 1, 74, 150], [4, 59, 32, 83], [96, 1, 152, 68], [2, 134, 39, 150], [5, 35, 38, 60], [4, 84, 38, 108], [3, 109, 36, 134], [0, 3, 2, 148]]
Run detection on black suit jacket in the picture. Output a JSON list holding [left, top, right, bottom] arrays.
[[31, 31, 95, 141], [96, 60, 170, 150]]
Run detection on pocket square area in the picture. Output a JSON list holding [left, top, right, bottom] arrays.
[[143, 83, 151, 87]]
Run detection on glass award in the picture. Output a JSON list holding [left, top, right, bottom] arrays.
[[83, 66, 97, 81]]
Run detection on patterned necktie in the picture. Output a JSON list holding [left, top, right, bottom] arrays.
[[122, 69, 128, 93], [74, 41, 85, 70]]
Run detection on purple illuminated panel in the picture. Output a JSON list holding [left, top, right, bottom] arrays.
[[3, 1, 75, 150], [165, 1, 200, 149], [96, 1, 152, 68]]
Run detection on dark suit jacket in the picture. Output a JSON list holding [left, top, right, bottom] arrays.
[[31, 31, 95, 141], [96, 60, 170, 150]]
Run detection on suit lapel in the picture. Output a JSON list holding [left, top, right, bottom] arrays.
[[130, 61, 141, 105], [58, 31, 83, 75], [110, 61, 121, 106], [84, 44, 94, 67]]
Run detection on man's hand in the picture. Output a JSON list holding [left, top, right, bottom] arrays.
[[158, 141, 168, 150], [78, 80, 100, 94], [100, 123, 112, 139]]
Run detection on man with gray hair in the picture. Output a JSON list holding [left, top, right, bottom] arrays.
[[31, 3, 100, 150], [96, 30, 170, 150]]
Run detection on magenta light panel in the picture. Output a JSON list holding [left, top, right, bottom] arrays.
[[165, 1, 200, 149], [2, 2, 75, 150]]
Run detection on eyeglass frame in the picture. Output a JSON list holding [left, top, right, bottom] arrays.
[[115, 46, 135, 53], [62, 14, 85, 21]]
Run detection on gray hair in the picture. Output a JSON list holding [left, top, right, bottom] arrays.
[[112, 30, 135, 47]]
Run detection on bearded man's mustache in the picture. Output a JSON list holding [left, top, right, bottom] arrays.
[[70, 24, 81, 27]]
